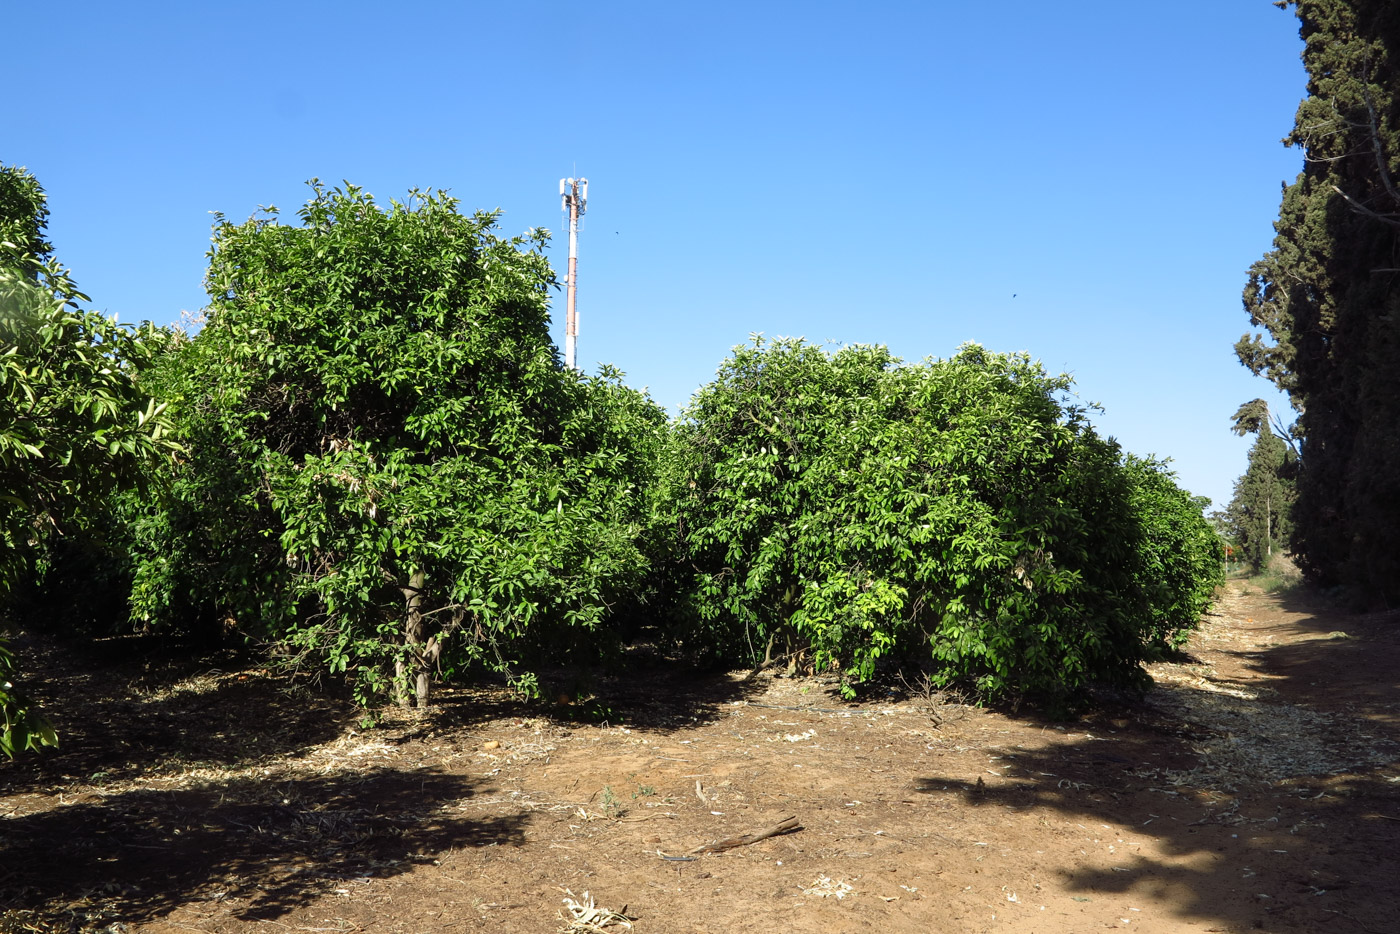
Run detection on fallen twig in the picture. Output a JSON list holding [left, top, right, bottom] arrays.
[[615, 812, 674, 823], [688, 815, 802, 855], [742, 702, 845, 714]]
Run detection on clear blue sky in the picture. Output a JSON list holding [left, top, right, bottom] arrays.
[[8, 1, 1304, 510]]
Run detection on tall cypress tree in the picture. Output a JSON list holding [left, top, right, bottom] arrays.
[[1226, 400, 1296, 571], [1238, 0, 1400, 604]]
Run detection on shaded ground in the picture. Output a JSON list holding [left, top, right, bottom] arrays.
[[3, 580, 1398, 933]]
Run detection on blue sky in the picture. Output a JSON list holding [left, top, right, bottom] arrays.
[[8, 1, 1303, 510]]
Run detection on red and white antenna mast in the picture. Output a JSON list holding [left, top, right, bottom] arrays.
[[559, 176, 588, 370]]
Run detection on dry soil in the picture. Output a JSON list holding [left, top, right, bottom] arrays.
[[3, 579, 1398, 933]]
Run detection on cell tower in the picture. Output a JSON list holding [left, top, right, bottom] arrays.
[[560, 176, 588, 370]]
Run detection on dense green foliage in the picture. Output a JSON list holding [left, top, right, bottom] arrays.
[[0, 637, 56, 757], [1, 168, 1231, 723], [0, 275, 174, 593], [129, 184, 665, 707], [1238, 0, 1400, 603], [0, 165, 52, 270], [1115, 455, 1228, 648], [1, 163, 174, 755], [658, 338, 1223, 704], [0, 166, 173, 594]]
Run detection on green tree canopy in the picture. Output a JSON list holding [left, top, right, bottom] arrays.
[[658, 337, 1222, 705], [0, 163, 52, 275], [1, 163, 174, 756], [130, 183, 665, 708]]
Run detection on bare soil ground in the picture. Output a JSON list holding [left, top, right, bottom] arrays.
[[3, 579, 1399, 934]]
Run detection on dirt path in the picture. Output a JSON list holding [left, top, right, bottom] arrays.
[[3, 580, 1398, 933]]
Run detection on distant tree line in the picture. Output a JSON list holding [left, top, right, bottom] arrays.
[[1, 166, 1226, 755], [1221, 399, 1296, 573]]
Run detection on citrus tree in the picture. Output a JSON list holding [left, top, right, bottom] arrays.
[[1, 163, 175, 755], [131, 183, 665, 707], [659, 337, 1222, 705]]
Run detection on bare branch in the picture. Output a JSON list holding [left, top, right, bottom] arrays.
[[1331, 185, 1400, 228], [1361, 85, 1400, 210], [687, 816, 803, 855], [1270, 412, 1302, 460]]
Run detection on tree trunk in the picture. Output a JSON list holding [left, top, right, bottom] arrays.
[[419, 635, 443, 708], [399, 570, 427, 708], [1266, 490, 1273, 558]]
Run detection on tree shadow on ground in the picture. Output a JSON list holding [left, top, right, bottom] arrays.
[[421, 648, 776, 736], [11, 594, 1395, 933], [906, 604, 1400, 934], [0, 766, 520, 928], [0, 630, 774, 931], [1, 630, 357, 795], [1247, 587, 1400, 732], [591, 664, 778, 731], [910, 739, 1397, 932]]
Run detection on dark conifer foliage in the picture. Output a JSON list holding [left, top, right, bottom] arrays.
[[1239, 0, 1400, 603]]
